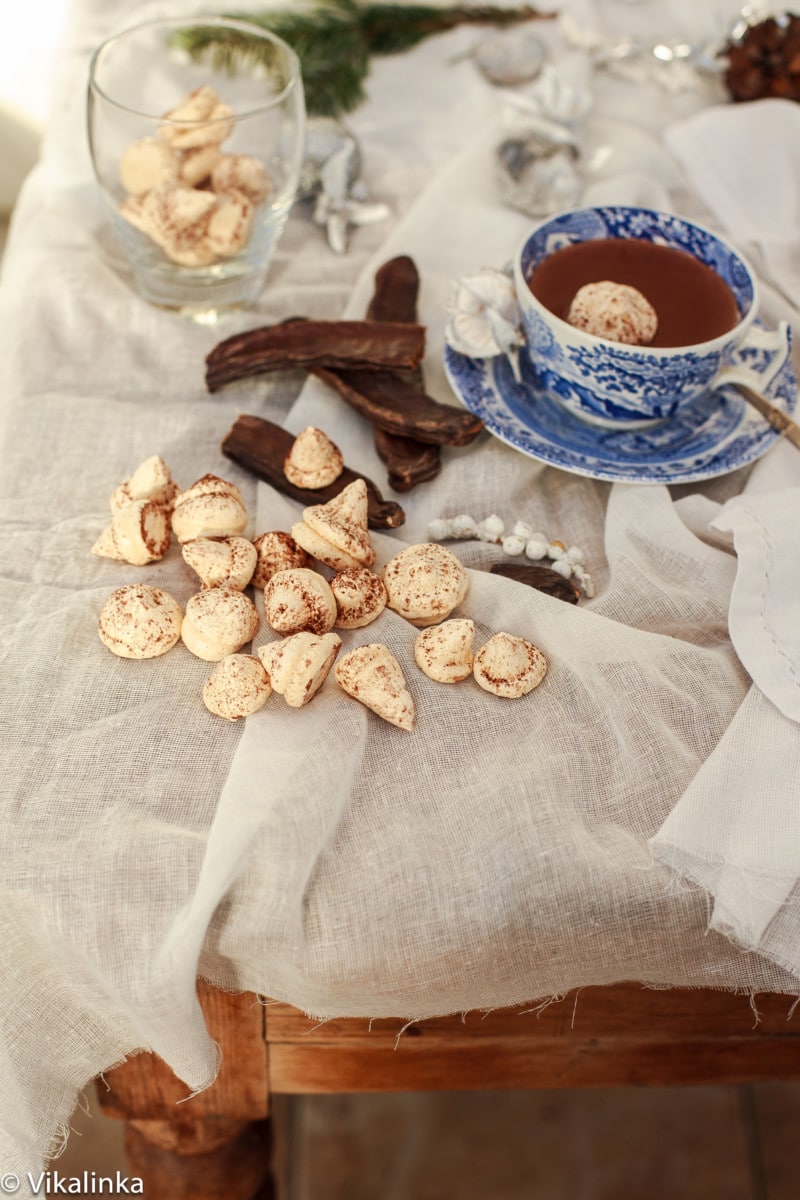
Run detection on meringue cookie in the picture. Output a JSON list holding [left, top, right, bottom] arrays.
[[171, 475, 248, 543], [98, 585, 182, 660], [292, 479, 375, 570], [206, 188, 254, 258], [382, 543, 468, 627], [258, 631, 341, 708], [566, 281, 657, 346], [92, 499, 171, 566], [211, 154, 272, 205], [119, 137, 179, 196], [136, 183, 218, 268], [180, 145, 223, 187], [284, 426, 344, 490], [182, 536, 257, 590], [159, 86, 234, 150], [414, 619, 475, 683], [262, 568, 337, 637], [473, 632, 547, 698], [110, 455, 179, 514], [334, 643, 415, 731], [330, 567, 387, 629], [203, 653, 272, 720], [251, 531, 311, 589], [181, 587, 259, 661]]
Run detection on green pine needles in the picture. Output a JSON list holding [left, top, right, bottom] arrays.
[[175, 1, 551, 117]]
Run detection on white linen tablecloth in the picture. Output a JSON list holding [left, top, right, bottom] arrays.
[[2, 0, 800, 1186]]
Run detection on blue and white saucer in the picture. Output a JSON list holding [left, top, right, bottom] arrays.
[[443, 339, 797, 485]]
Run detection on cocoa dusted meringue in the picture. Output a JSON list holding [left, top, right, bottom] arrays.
[[119, 137, 179, 196], [414, 619, 475, 683], [92, 499, 171, 566], [182, 536, 257, 591], [110, 455, 179, 514], [203, 653, 272, 720], [134, 183, 218, 268], [211, 154, 272, 205], [262, 568, 337, 637], [284, 427, 344, 490], [382, 542, 468, 627], [291, 479, 375, 571], [251, 531, 311, 589], [258, 631, 342, 708], [330, 567, 387, 630], [566, 281, 657, 346], [171, 474, 248, 543], [334, 643, 415, 731], [179, 145, 223, 187], [206, 188, 254, 258], [473, 631, 547, 698], [181, 587, 259, 661], [98, 585, 183, 659], [159, 85, 234, 150]]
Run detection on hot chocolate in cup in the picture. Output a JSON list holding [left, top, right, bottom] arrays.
[[513, 206, 790, 430]]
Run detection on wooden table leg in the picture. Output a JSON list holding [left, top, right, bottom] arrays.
[[125, 1116, 272, 1199]]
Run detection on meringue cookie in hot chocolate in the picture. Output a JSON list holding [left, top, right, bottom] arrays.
[[159, 86, 234, 150], [382, 543, 468, 627], [414, 619, 475, 683], [171, 475, 248, 543], [211, 154, 272, 205], [291, 479, 375, 570], [330, 567, 387, 630], [181, 587, 259, 661], [203, 653, 272, 720], [251, 531, 311, 589], [182, 536, 257, 590], [119, 137, 179, 196], [334, 643, 415, 731], [284, 427, 344, 490], [262, 568, 337, 636], [473, 632, 547, 698], [92, 499, 171, 566], [566, 281, 657, 346], [98, 585, 183, 659], [258, 631, 341, 708], [110, 455, 179, 514]]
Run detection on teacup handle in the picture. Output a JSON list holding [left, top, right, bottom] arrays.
[[711, 320, 791, 394]]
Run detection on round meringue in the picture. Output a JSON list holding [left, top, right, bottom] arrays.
[[92, 499, 171, 566], [335, 643, 415, 731], [284, 426, 344, 490], [182, 536, 257, 590], [171, 474, 248, 543], [382, 543, 468, 627], [473, 632, 547, 698], [203, 654, 272, 720], [181, 587, 259, 662], [98, 585, 183, 660], [211, 154, 272, 205], [330, 568, 387, 629], [258, 631, 341, 708], [414, 619, 475, 683], [566, 281, 657, 346], [251, 531, 311, 589], [291, 479, 375, 571], [262, 568, 337, 637]]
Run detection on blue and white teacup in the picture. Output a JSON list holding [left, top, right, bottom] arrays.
[[513, 205, 790, 429]]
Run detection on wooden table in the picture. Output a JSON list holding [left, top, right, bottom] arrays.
[[96, 981, 800, 1198]]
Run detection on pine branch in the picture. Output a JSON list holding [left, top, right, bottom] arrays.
[[174, 2, 552, 117]]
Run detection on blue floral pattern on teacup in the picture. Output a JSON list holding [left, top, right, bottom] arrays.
[[514, 206, 761, 427]]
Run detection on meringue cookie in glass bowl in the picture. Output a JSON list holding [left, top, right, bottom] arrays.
[[87, 16, 305, 319]]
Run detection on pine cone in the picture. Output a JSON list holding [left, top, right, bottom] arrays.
[[722, 13, 800, 102]]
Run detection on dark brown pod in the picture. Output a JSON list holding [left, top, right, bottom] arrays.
[[490, 561, 580, 604]]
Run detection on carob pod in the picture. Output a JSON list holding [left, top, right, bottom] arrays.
[[490, 561, 580, 604], [365, 257, 441, 492], [221, 413, 405, 529], [206, 319, 426, 391]]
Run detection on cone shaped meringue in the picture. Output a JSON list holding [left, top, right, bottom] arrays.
[[182, 536, 257, 590], [203, 654, 272, 720], [110, 455, 179, 514], [92, 499, 171, 566], [291, 479, 375, 570], [98, 585, 183, 659], [330, 567, 387, 629], [473, 632, 547, 698], [414, 619, 475, 683], [334, 643, 415, 730], [262, 568, 337, 636], [258, 632, 341, 708], [382, 543, 468, 627], [181, 587, 259, 661], [171, 474, 248, 543], [284, 426, 344, 490]]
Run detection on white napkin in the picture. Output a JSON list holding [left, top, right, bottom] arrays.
[[665, 98, 800, 310]]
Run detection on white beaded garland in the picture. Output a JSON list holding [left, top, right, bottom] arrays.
[[476, 514, 505, 542], [501, 534, 526, 556], [524, 536, 548, 560]]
